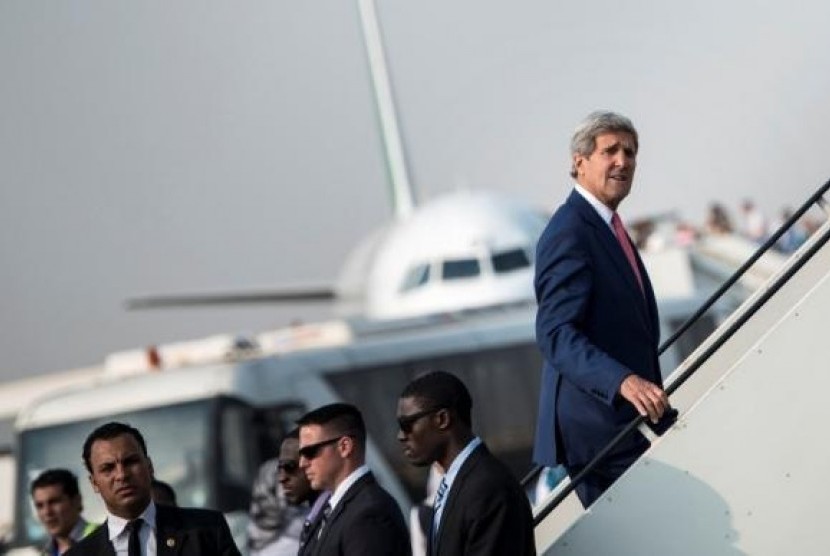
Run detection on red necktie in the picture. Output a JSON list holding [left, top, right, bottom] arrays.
[[611, 212, 644, 295]]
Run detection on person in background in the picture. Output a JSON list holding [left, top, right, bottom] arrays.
[[249, 428, 327, 556], [740, 199, 767, 243], [150, 479, 177, 507], [705, 202, 733, 235], [30, 468, 97, 555]]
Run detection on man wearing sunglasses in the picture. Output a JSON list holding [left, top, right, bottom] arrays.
[[397, 371, 535, 556], [297, 403, 410, 556], [250, 429, 328, 556]]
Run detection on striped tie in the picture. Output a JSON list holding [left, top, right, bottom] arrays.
[[430, 478, 449, 550]]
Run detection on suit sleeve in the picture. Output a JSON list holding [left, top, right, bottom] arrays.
[[535, 227, 631, 405]]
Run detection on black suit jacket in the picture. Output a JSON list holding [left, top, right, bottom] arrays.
[[306, 472, 410, 556], [64, 504, 241, 556], [430, 444, 535, 556]]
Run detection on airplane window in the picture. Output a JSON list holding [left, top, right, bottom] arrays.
[[492, 248, 531, 273], [442, 258, 480, 280], [400, 263, 431, 292]]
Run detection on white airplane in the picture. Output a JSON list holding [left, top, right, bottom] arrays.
[[126, 0, 547, 324]]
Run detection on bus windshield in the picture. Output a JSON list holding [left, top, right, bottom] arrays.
[[15, 400, 211, 547]]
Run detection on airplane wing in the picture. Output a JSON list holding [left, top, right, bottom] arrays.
[[126, 287, 336, 310]]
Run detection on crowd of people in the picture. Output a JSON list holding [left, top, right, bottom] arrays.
[[632, 197, 819, 255]]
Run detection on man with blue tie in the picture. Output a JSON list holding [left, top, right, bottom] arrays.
[[397, 371, 535, 556], [533, 111, 677, 508]]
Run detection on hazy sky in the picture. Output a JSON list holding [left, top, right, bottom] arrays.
[[2, 1, 829, 382]]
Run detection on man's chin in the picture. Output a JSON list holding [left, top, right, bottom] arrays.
[[406, 455, 431, 467]]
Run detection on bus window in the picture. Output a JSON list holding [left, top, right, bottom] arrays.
[[15, 400, 213, 548]]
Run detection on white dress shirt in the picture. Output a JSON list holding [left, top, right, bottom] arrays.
[[328, 465, 370, 511], [574, 184, 614, 230], [106, 501, 157, 556]]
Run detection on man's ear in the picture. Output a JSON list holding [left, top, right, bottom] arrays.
[[338, 435, 355, 458], [89, 474, 100, 494], [147, 457, 155, 476], [573, 152, 585, 176], [436, 408, 452, 431]]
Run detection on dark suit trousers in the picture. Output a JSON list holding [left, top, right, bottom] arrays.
[[562, 438, 648, 508]]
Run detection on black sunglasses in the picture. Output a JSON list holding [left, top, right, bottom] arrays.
[[298, 436, 346, 460], [278, 460, 299, 473], [397, 407, 443, 434]]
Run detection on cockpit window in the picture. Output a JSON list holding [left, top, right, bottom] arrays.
[[492, 248, 531, 273], [442, 258, 481, 280], [400, 263, 431, 292]]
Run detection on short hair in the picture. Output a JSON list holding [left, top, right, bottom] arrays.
[[284, 427, 300, 441], [82, 422, 148, 473], [151, 479, 177, 506], [30, 468, 80, 499], [400, 371, 473, 427], [296, 403, 366, 446], [569, 110, 638, 178]]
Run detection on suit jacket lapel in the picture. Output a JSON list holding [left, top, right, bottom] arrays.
[[315, 472, 373, 554], [434, 444, 485, 554], [567, 191, 654, 336], [155, 505, 185, 556]]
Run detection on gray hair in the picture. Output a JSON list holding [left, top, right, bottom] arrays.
[[569, 111, 638, 178]]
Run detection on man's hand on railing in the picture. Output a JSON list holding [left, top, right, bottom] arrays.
[[619, 374, 669, 424]]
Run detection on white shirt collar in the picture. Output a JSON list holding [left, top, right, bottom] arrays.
[[574, 184, 614, 229], [442, 437, 482, 489], [328, 465, 370, 511], [106, 500, 157, 541]]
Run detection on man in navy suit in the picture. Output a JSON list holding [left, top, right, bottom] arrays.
[[533, 111, 676, 508]]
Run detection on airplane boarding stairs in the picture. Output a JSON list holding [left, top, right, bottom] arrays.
[[533, 180, 830, 555]]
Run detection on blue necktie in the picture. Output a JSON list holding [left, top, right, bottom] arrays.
[[430, 478, 449, 550]]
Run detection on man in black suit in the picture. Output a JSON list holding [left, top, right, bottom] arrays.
[[65, 421, 240, 556], [297, 403, 410, 556], [397, 371, 535, 556]]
